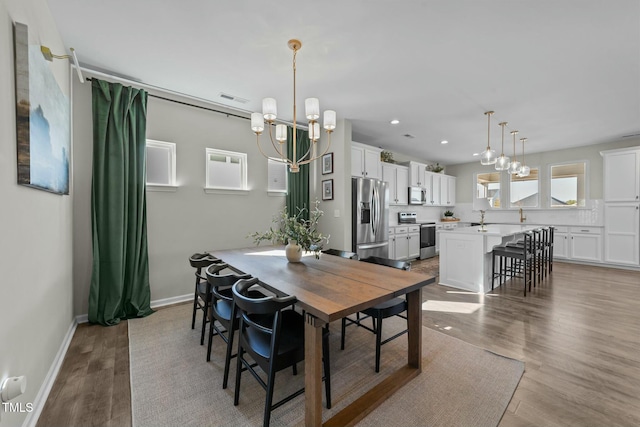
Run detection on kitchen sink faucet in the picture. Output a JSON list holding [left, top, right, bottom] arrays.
[[519, 207, 526, 223]]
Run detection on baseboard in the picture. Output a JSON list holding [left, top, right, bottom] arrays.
[[75, 293, 193, 324], [23, 318, 77, 427], [150, 293, 192, 309]]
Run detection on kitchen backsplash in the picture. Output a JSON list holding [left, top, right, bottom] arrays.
[[390, 200, 604, 226]]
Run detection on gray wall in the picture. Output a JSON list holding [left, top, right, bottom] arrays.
[[0, 1, 74, 426], [447, 138, 640, 204], [72, 74, 286, 315]]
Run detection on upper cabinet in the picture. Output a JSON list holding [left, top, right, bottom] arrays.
[[602, 148, 640, 202], [408, 161, 427, 187], [382, 163, 409, 205], [440, 175, 456, 206], [351, 142, 382, 179]]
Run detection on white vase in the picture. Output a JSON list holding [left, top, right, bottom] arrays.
[[285, 240, 302, 263]]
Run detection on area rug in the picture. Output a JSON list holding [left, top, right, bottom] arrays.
[[129, 304, 523, 427]]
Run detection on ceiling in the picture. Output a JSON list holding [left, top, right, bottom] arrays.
[[47, 0, 640, 165]]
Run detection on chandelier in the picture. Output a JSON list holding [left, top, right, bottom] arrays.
[[495, 121, 511, 171], [250, 39, 336, 173], [480, 111, 497, 165], [517, 138, 530, 177]]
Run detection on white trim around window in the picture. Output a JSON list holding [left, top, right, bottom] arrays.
[[146, 139, 177, 190], [204, 148, 249, 193]]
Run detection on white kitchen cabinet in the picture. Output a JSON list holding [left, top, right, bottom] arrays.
[[601, 146, 640, 267], [553, 226, 602, 263], [390, 225, 419, 260], [351, 142, 381, 179], [408, 225, 420, 259], [604, 203, 640, 265], [426, 172, 442, 206], [392, 226, 409, 260], [382, 163, 409, 205], [440, 175, 456, 206], [408, 161, 428, 187], [602, 147, 640, 202]]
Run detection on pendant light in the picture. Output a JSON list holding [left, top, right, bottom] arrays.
[[480, 111, 497, 165], [517, 137, 530, 177], [495, 122, 511, 171], [507, 130, 521, 175]]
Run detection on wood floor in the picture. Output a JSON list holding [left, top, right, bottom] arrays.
[[37, 261, 640, 427]]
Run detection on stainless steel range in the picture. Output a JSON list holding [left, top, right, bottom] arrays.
[[398, 212, 436, 260]]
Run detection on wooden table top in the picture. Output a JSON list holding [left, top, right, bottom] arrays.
[[209, 246, 435, 323]]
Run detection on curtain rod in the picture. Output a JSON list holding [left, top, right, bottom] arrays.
[[79, 66, 304, 128]]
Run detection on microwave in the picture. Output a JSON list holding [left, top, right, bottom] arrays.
[[408, 187, 427, 205]]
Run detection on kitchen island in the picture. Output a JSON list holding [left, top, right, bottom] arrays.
[[438, 224, 540, 293]]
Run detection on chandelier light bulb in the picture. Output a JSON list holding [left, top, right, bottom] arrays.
[[262, 98, 277, 121], [508, 130, 521, 174], [305, 98, 320, 120], [275, 124, 287, 142], [517, 137, 530, 177], [323, 110, 336, 130], [251, 112, 264, 134]]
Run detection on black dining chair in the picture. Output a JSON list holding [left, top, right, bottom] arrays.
[[189, 253, 224, 344], [204, 264, 252, 382], [232, 278, 332, 427], [341, 256, 411, 373], [322, 248, 359, 260]]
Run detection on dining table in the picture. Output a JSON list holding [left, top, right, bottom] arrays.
[[209, 245, 435, 427]]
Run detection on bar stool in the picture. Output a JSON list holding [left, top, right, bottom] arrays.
[[492, 231, 535, 296]]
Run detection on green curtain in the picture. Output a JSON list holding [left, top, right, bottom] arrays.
[[286, 126, 310, 220], [88, 79, 154, 326]]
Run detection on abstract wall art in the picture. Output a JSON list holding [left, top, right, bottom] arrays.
[[14, 22, 70, 195]]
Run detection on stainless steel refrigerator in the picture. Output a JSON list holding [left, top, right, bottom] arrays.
[[352, 177, 390, 259]]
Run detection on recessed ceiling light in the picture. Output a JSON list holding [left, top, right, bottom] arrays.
[[473, 153, 480, 156], [441, 140, 449, 144], [390, 119, 400, 125]]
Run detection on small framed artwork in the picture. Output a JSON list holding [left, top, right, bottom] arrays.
[[322, 179, 334, 201], [322, 152, 333, 175]]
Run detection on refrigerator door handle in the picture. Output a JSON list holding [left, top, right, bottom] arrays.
[[371, 186, 378, 236], [359, 241, 389, 250]]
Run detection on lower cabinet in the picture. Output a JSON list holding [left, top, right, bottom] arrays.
[[390, 225, 420, 260], [554, 226, 602, 263]]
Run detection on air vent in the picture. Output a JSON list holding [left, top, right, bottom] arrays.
[[218, 93, 249, 104], [403, 134, 416, 139]]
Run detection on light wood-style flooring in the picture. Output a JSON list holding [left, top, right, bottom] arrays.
[[37, 261, 640, 427]]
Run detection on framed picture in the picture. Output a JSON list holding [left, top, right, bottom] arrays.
[[322, 179, 334, 201], [322, 152, 333, 175], [14, 22, 70, 195]]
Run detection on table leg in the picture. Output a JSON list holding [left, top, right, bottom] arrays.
[[304, 313, 323, 427], [406, 288, 422, 369]]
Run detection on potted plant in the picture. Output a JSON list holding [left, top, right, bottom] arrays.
[[427, 163, 444, 173], [249, 200, 329, 261], [380, 150, 394, 163], [443, 210, 454, 218]]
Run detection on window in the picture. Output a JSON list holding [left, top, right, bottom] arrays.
[[550, 162, 586, 207], [267, 158, 288, 194], [476, 172, 501, 208], [205, 148, 247, 191], [146, 139, 176, 188], [510, 168, 539, 208]]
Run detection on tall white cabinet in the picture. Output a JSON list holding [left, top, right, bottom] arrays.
[[602, 147, 640, 266]]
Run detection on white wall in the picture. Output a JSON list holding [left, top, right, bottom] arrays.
[[0, 1, 73, 426], [311, 119, 352, 251], [72, 74, 286, 315]]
